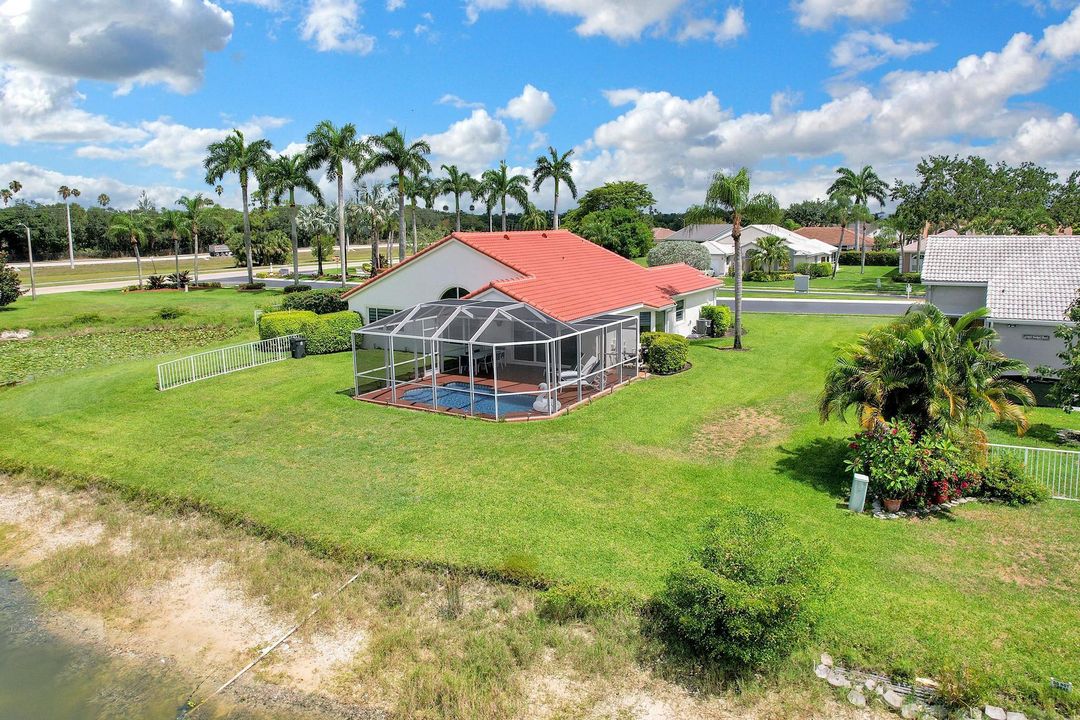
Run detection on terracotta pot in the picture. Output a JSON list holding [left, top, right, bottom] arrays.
[[883, 498, 902, 512]]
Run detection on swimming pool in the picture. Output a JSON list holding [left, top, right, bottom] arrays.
[[401, 381, 539, 416]]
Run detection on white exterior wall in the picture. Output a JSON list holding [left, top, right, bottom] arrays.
[[991, 322, 1067, 371], [925, 283, 988, 317], [347, 240, 519, 323]]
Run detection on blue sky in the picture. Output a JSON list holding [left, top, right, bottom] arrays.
[[1, 0, 1079, 211]]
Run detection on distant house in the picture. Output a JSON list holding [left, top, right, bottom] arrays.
[[652, 227, 675, 242], [922, 234, 1080, 370], [794, 226, 869, 252], [343, 230, 722, 337], [699, 224, 836, 276], [664, 224, 733, 243]]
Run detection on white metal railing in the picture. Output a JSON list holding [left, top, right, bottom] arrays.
[[988, 443, 1080, 501], [157, 335, 298, 391]]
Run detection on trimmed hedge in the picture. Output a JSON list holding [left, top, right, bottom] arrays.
[[282, 284, 312, 294], [795, 261, 833, 278], [699, 304, 733, 337], [641, 331, 689, 374], [893, 272, 921, 284], [237, 281, 266, 291], [838, 250, 898, 266], [258, 309, 363, 355], [281, 287, 348, 314], [647, 241, 711, 272]]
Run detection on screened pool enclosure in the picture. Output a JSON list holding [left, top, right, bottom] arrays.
[[353, 300, 641, 420]]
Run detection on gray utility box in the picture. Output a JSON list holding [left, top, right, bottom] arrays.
[[794, 274, 810, 294], [696, 318, 712, 336], [290, 336, 306, 359], [849, 472, 869, 512]]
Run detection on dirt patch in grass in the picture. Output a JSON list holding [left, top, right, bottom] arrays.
[[691, 407, 788, 459]]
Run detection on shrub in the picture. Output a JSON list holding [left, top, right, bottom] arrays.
[[302, 310, 362, 354], [156, 306, 187, 320], [192, 281, 222, 289], [259, 310, 316, 340], [653, 507, 829, 670], [281, 287, 348, 314], [699, 304, 733, 337], [980, 455, 1048, 505], [647, 241, 711, 272], [641, 331, 689, 375], [146, 275, 167, 290], [237, 282, 266, 291], [795, 261, 833, 278], [282, 284, 312, 294], [846, 421, 919, 500], [538, 583, 624, 622], [167, 271, 190, 288], [0, 254, 21, 307], [893, 272, 921, 284], [838, 250, 898, 266]]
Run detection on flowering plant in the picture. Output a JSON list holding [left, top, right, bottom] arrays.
[[845, 421, 918, 499]]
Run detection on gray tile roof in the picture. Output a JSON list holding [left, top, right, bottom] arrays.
[[922, 235, 1080, 322], [666, 223, 732, 242]]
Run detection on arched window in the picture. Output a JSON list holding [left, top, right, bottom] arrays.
[[440, 286, 469, 300]]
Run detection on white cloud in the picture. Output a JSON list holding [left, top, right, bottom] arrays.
[[1038, 3, 1080, 59], [498, 84, 556, 129], [1000, 113, 1080, 164], [0, 160, 190, 211], [464, 0, 686, 41], [300, 0, 376, 54], [676, 7, 747, 44], [421, 109, 509, 173], [386, 0, 405, 10], [438, 94, 485, 109], [793, 0, 909, 29], [0, 0, 233, 94], [831, 31, 936, 73]]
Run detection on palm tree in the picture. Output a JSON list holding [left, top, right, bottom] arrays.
[[176, 194, 214, 285], [519, 202, 548, 231], [828, 166, 888, 275], [58, 185, 81, 268], [297, 205, 336, 276], [109, 214, 147, 288], [356, 182, 395, 273], [8, 180, 21, 195], [754, 235, 788, 275], [203, 129, 272, 284], [532, 146, 577, 230], [157, 209, 190, 280], [305, 121, 365, 287], [481, 161, 530, 232], [828, 192, 854, 277], [261, 153, 324, 285], [439, 164, 475, 233], [820, 305, 1033, 438], [401, 173, 432, 256], [363, 128, 431, 262], [3, 180, 20, 206], [0, 190, 10, 207], [97, 193, 110, 208]]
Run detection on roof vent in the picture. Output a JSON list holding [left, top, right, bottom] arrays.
[[541, 232, 548, 238], [503, 234, 510, 240]]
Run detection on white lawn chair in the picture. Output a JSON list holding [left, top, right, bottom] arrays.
[[559, 355, 599, 386]]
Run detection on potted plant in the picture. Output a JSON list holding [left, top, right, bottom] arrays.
[[846, 420, 917, 512]]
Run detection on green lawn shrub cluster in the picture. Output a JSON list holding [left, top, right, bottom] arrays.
[[281, 288, 348, 314], [647, 241, 711, 272], [653, 507, 829, 670], [699, 305, 733, 337], [838, 250, 898, 266], [258, 309, 362, 355], [794, 262, 833, 278], [238, 282, 266, 291], [641, 332, 689, 375], [980, 455, 1050, 505], [893, 272, 921, 284], [282, 284, 312, 294]]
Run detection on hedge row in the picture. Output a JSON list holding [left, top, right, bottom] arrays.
[[794, 261, 833, 278], [699, 305, 733, 337], [641, 331, 689, 374], [258, 309, 363, 354], [280, 287, 349, 314], [838, 250, 898, 266]]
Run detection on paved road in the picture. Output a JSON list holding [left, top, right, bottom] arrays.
[[717, 296, 923, 316], [32, 267, 362, 295], [12, 244, 375, 270]]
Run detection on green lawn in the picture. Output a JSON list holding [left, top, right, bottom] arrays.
[[0, 291, 1077, 715], [740, 264, 924, 295]]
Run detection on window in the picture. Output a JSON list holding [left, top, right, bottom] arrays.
[[368, 307, 397, 323], [440, 286, 469, 300], [675, 300, 685, 321], [638, 311, 652, 333]]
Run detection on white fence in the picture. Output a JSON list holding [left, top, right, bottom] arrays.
[[988, 443, 1080, 501], [157, 335, 298, 391]]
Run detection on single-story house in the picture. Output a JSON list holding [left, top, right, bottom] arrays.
[[343, 230, 722, 338], [652, 227, 675, 242], [922, 234, 1080, 371], [664, 223, 732, 243], [794, 226, 869, 252], [699, 224, 836, 276]]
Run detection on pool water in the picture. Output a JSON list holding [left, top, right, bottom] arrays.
[[401, 381, 539, 416]]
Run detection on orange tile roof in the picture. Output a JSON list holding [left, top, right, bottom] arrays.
[[794, 226, 871, 249], [344, 230, 722, 321]]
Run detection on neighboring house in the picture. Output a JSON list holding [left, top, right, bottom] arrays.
[[902, 230, 957, 273], [922, 234, 1080, 371], [652, 227, 675, 242], [343, 230, 722, 338], [664, 223, 733, 243], [700, 224, 836, 276], [794, 226, 869, 252]]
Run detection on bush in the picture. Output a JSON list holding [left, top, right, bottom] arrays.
[[647, 241, 711, 272], [795, 262, 833, 278], [237, 282, 266, 291], [156, 306, 187, 320], [259, 310, 316, 340], [191, 281, 222, 289], [167, 271, 190, 288], [0, 254, 20, 307], [282, 284, 312, 294], [641, 331, 689, 375], [838, 250, 898, 266], [699, 304, 733, 337], [281, 287, 348, 314], [302, 310, 362, 354], [146, 275, 167, 290], [893, 272, 921, 284], [653, 507, 829, 670], [538, 583, 624, 622], [980, 455, 1048, 505]]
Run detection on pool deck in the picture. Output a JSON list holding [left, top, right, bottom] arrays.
[[355, 371, 645, 421]]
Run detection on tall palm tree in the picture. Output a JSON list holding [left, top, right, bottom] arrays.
[[0, 190, 10, 207], [356, 182, 395, 274], [401, 173, 431, 256], [176, 194, 214, 285], [532, 146, 577, 230], [157, 210, 190, 280], [439, 164, 474, 233], [297, 205, 336, 276], [519, 202, 548, 231], [97, 193, 110, 208], [58, 185, 81, 268], [481, 161, 530, 232], [828, 192, 854, 277], [828, 166, 888, 275], [305, 121, 365, 287], [261, 153, 324, 285], [108, 214, 147, 288], [2, 180, 19, 207], [363, 128, 431, 262], [203, 129, 273, 284]]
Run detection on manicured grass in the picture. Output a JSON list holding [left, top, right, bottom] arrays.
[[743, 265, 925, 295], [0, 300, 1076, 714]]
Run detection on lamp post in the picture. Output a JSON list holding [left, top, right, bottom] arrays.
[[15, 222, 36, 300]]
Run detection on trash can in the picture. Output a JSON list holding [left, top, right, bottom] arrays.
[[290, 336, 306, 359], [848, 472, 869, 513], [794, 274, 810, 294]]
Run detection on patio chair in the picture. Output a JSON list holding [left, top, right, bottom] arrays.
[[559, 355, 599, 386]]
